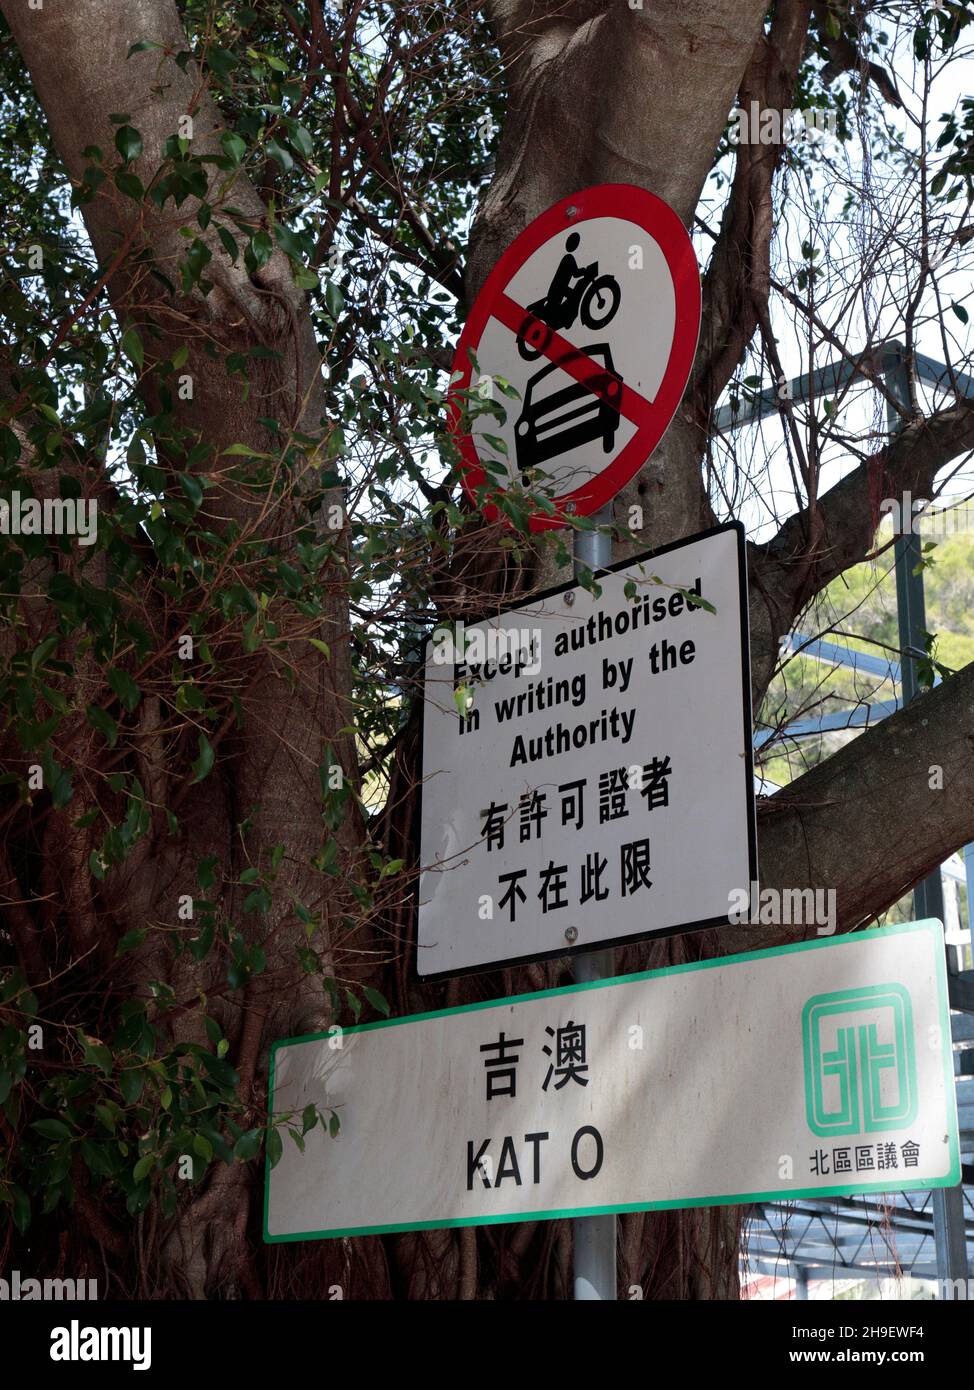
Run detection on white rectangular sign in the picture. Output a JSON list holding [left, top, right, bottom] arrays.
[[417, 522, 756, 977], [264, 921, 959, 1243]]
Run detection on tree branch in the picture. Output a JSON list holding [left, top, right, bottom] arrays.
[[761, 394, 974, 616], [757, 658, 974, 929], [695, 0, 814, 410]]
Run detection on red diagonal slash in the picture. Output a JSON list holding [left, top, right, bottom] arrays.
[[493, 291, 655, 430]]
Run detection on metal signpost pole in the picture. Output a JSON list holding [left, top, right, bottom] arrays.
[[885, 346, 969, 1288], [572, 505, 617, 1301], [439, 188, 701, 1298]]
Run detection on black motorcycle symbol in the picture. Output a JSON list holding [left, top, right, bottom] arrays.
[[516, 232, 621, 361]]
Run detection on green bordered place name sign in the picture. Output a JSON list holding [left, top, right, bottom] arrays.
[[264, 920, 959, 1243]]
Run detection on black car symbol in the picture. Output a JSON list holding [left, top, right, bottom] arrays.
[[514, 344, 623, 474]]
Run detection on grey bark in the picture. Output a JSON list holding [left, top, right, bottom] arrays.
[[1, 0, 358, 1296]]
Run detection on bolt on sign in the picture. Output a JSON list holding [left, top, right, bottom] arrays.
[[447, 183, 701, 529], [418, 521, 755, 979], [264, 921, 959, 1242]]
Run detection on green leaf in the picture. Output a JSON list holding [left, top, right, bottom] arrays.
[[193, 1134, 213, 1162], [81, 1035, 114, 1075], [183, 238, 212, 286], [266, 1128, 283, 1169], [189, 732, 215, 785], [115, 170, 145, 201], [222, 442, 271, 458], [119, 1068, 144, 1105], [108, 667, 141, 712], [115, 125, 143, 162], [133, 1153, 155, 1183], [250, 230, 273, 268], [41, 1184, 64, 1216], [234, 1129, 262, 1162], [220, 131, 247, 165], [30, 634, 59, 671], [51, 769, 73, 811], [95, 1103, 118, 1133], [287, 123, 314, 158], [266, 139, 293, 172], [362, 985, 391, 1017], [493, 376, 521, 400], [217, 227, 239, 262], [122, 327, 145, 370], [201, 1052, 238, 1089], [82, 1139, 115, 1177], [179, 472, 204, 509], [116, 927, 147, 957], [126, 1181, 152, 1216], [31, 1118, 72, 1140], [951, 302, 969, 325], [317, 836, 339, 875], [206, 46, 239, 79], [86, 704, 119, 748], [274, 222, 306, 263]]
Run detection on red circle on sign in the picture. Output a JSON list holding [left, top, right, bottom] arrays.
[[447, 184, 701, 532]]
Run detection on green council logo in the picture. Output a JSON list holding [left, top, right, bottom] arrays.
[[802, 984, 918, 1137]]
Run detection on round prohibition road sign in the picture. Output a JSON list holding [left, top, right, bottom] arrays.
[[447, 184, 701, 531]]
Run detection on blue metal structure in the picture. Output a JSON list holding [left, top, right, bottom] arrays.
[[735, 342, 974, 1292]]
